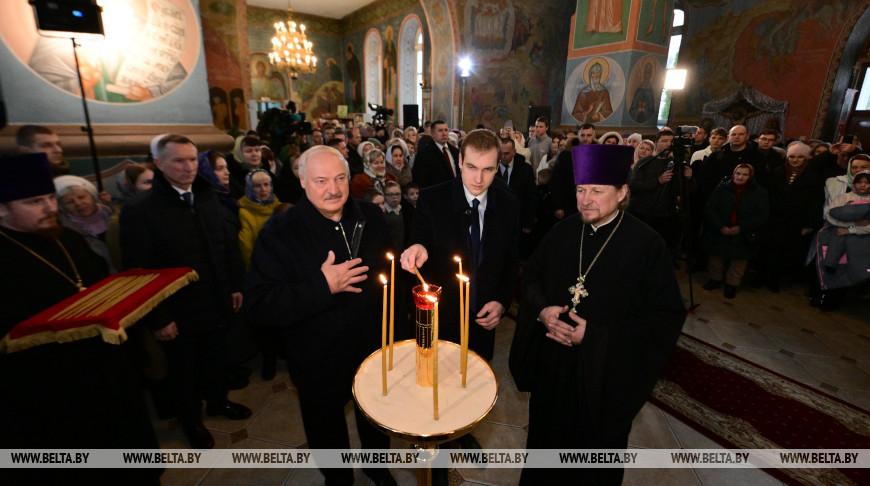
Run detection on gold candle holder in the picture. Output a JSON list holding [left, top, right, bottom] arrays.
[[412, 284, 441, 387]]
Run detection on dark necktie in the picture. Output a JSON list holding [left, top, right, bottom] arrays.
[[180, 192, 193, 207], [470, 197, 481, 313], [443, 146, 455, 177]]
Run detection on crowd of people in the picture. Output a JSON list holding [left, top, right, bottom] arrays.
[[1, 107, 866, 485]]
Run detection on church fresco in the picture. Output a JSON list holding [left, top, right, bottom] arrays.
[[670, 0, 864, 137], [571, 0, 632, 50], [562, 55, 626, 125]]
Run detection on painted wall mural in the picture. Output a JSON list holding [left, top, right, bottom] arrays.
[[1, 0, 199, 103], [201, 0, 247, 131], [626, 54, 663, 123], [563, 55, 626, 124], [637, 0, 672, 46], [455, 0, 574, 130], [0, 0, 211, 124], [671, 0, 868, 137], [572, 0, 631, 50]]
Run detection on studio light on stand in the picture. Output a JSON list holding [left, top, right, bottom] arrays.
[[458, 56, 472, 130], [29, 0, 105, 191]]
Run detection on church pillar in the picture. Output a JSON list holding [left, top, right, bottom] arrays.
[[560, 0, 674, 132]]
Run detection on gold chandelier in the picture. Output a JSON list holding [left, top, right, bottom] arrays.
[[269, 7, 317, 76]]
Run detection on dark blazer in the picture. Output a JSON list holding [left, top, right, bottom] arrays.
[[120, 170, 245, 334], [245, 196, 390, 396], [499, 154, 537, 230], [412, 140, 459, 188], [412, 178, 521, 360]]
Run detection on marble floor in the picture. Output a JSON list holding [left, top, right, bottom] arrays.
[[157, 276, 869, 486]]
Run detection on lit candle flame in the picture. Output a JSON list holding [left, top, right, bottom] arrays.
[[453, 255, 461, 263], [423, 283, 430, 291], [379, 274, 388, 285], [456, 274, 469, 283], [386, 252, 394, 260], [425, 295, 438, 303]]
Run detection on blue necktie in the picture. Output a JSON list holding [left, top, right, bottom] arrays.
[[180, 192, 193, 207]]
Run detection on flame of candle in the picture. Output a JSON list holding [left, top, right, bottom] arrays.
[[456, 274, 469, 282], [425, 295, 438, 303], [386, 252, 394, 261], [453, 255, 461, 263], [423, 283, 430, 291], [379, 274, 388, 285]]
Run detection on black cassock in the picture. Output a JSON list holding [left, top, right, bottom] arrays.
[[510, 211, 685, 485], [0, 228, 159, 484]]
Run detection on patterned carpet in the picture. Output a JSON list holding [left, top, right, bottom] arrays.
[[652, 334, 870, 486]]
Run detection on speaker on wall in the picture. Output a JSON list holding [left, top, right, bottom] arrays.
[[30, 0, 104, 36], [527, 105, 552, 130], [402, 104, 419, 128]]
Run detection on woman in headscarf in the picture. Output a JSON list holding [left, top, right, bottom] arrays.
[[598, 131, 623, 145], [703, 163, 769, 298], [114, 162, 154, 204], [759, 142, 824, 291], [633, 139, 655, 166], [54, 175, 115, 271], [350, 148, 397, 199], [198, 150, 240, 230], [238, 169, 281, 269], [226, 135, 265, 198], [385, 138, 412, 186], [357, 140, 376, 160]]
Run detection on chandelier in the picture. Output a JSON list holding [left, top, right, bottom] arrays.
[[269, 8, 317, 76]]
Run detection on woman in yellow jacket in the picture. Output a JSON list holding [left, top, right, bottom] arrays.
[[239, 169, 281, 269]]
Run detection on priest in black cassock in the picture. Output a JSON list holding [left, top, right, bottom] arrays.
[[510, 144, 686, 485], [0, 154, 159, 483]]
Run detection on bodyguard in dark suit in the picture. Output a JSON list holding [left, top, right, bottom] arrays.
[[411, 120, 460, 188], [498, 137, 537, 256], [401, 129, 520, 361], [120, 135, 250, 449], [245, 145, 394, 486]]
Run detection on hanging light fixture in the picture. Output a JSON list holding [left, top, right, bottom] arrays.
[[268, 1, 317, 76]]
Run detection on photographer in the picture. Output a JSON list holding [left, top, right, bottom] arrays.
[[628, 128, 693, 260]]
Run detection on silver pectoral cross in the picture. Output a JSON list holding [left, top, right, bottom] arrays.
[[568, 275, 589, 312]]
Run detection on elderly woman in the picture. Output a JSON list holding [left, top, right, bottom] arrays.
[[703, 164, 769, 298], [54, 175, 115, 270], [226, 135, 265, 198], [760, 142, 824, 291], [357, 140, 375, 160], [238, 169, 281, 269], [351, 149, 397, 199], [385, 138, 413, 186], [625, 133, 642, 148]]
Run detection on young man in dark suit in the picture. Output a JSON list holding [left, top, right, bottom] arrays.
[[411, 120, 460, 188]]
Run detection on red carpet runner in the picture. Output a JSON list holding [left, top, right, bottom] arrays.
[[651, 334, 870, 485]]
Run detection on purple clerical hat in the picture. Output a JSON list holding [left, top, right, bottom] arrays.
[[571, 144, 634, 186], [0, 153, 55, 203]]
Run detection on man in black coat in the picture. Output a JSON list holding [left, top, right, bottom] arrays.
[[246, 145, 395, 486], [401, 129, 520, 361], [120, 135, 250, 449], [411, 120, 459, 188], [498, 137, 537, 256]]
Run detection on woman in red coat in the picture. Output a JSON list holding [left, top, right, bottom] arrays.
[[350, 148, 396, 198]]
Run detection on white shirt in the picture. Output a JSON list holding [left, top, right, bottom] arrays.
[[171, 184, 194, 204], [436, 141, 456, 176], [690, 146, 713, 166], [463, 184, 488, 239]]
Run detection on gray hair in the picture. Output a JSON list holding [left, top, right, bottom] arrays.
[[297, 145, 349, 180], [786, 141, 811, 156]]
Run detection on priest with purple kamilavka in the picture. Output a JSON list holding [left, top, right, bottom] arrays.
[[510, 144, 686, 485]]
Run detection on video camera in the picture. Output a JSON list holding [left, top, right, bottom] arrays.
[[257, 107, 312, 149], [368, 103, 393, 129]]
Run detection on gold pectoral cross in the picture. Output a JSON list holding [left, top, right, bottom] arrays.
[[568, 275, 589, 312]]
